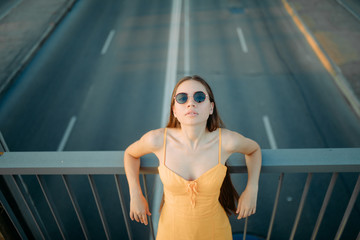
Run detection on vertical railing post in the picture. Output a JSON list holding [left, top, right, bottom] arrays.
[[0, 132, 28, 239], [0, 132, 9, 152], [36, 175, 66, 239], [0, 189, 28, 239], [88, 175, 111, 239], [7, 175, 46, 239], [290, 173, 313, 240], [114, 174, 133, 240], [243, 217, 248, 240], [266, 173, 284, 240], [334, 174, 360, 240], [62, 175, 89, 239], [142, 174, 155, 240], [311, 172, 338, 240]]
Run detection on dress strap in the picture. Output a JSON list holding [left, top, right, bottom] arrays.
[[218, 128, 222, 164], [163, 128, 167, 165]]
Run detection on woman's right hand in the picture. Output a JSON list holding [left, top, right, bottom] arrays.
[[130, 194, 152, 225]]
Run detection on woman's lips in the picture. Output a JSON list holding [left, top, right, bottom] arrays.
[[185, 111, 198, 116]]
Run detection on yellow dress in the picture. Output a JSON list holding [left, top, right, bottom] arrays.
[[157, 128, 232, 240]]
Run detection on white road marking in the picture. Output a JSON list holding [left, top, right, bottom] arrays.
[[57, 116, 77, 151], [101, 30, 115, 55], [153, 0, 183, 236], [184, 0, 190, 75], [236, 27, 248, 53], [161, 0, 182, 126], [263, 115, 278, 149]]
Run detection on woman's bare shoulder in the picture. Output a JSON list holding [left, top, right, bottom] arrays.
[[221, 128, 258, 154], [221, 128, 245, 140], [140, 128, 165, 151]]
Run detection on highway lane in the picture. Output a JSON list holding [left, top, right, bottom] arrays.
[[0, 0, 171, 238], [184, 0, 360, 239], [0, 0, 359, 239], [0, 0, 169, 151]]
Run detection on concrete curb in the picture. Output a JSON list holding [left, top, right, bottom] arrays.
[[282, 0, 360, 119], [0, 0, 23, 21], [336, 0, 360, 22], [0, 0, 77, 96]]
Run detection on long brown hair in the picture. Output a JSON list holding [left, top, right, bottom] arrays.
[[161, 75, 239, 215]]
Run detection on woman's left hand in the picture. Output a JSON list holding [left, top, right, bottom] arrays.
[[236, 185, 258, 219]]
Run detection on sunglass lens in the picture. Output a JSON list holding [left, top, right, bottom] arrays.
[[194, 91, 206, 103], [175, 93, 188, 104]]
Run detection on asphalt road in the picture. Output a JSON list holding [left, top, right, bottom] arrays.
[[0, 0, 359, 239]]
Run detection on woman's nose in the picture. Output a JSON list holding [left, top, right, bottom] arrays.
[[186, 97, 196, 107]]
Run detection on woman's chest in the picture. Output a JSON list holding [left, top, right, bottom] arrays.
[[164, 144, 220, 181]]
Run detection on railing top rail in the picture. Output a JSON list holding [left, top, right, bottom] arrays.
[[0, 148, 359, 175]]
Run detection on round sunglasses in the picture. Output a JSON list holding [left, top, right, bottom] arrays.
[[174, 91, 207, 104]]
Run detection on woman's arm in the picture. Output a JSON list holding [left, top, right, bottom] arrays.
[[223, 129, 262, 219], [124, 129, 163, 225]]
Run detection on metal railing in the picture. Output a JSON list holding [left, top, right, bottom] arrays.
[[0, 148, 359, 239]]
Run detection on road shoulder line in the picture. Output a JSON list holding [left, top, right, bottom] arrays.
[[153, 0, 183, 237], [282, 0, 360, 118]]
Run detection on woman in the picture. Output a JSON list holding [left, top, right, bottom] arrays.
[[124, 75, 261, 239]]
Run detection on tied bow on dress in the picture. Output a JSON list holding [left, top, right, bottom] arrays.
[[187, 181, 198, 208]]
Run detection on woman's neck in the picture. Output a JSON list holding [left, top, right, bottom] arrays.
[[179, 124, 208, 150]]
